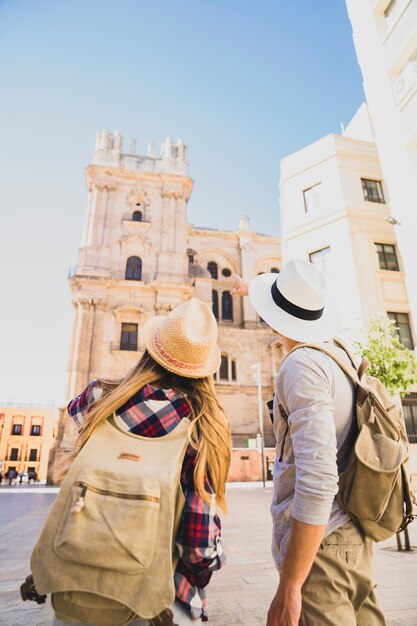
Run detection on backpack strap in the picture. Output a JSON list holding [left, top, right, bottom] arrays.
[[285, 340, 361, 387]]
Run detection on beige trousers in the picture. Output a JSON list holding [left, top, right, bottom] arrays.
[[300, 520, 386, 626], [52, 600, 194, 625]]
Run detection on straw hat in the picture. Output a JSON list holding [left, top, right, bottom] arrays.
[[143, 298, 221, 378], [249, 258, 337, 343]]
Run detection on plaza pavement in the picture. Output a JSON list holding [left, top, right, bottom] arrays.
[[0, 483, 416, 626]]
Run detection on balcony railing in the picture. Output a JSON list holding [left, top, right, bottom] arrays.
[[122, 214, 150, 224], [69, 267, 193, 285]]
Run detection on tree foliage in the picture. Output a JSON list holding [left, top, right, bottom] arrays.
[[354, 314, 417, 396]]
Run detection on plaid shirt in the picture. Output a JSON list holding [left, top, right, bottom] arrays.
[[67, 381, 225, 620]]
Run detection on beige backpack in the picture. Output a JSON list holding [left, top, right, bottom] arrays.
[[29, 415, 190, 625], [287, 338, 415, 542]]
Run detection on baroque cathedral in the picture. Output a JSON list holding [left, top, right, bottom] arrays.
[[50, 131, 283, 478]]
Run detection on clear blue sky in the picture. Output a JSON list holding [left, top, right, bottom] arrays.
[[0, 0, 364, 404]]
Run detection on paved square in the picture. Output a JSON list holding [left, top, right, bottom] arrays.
[[0, 485, 416, 626]]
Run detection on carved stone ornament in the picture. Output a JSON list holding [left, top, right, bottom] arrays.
[[240, 240, 254, 252], [155, 302, 174, 315], [94, 183, 117, 192]]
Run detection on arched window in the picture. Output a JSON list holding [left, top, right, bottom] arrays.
[[222, 291, 233, 321], [125, 256, 142, 281], [271, 267, 280, 273], [212, 290, 219, 320], [219, 354, 228, 380], [207, 261, 218, 280], [132, 210, 143, 222], [231, 359, 237, 381]]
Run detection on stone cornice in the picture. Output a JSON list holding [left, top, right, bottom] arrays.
[[85, 165, 193, 196]]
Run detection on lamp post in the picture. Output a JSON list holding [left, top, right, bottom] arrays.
[[251, 363, 266, 487]]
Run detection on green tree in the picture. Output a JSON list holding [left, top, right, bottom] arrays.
[[354, 314, 417, 396]]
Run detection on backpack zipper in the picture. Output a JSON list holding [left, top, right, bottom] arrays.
[[70, 481, 160, 514]]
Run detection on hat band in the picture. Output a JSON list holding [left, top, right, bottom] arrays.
[[153, 330, 208, 372], [271, 281, 324, 321]]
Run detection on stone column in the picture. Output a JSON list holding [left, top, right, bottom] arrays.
[[67, 299, 95, 400], [238, 219, 257, 327]]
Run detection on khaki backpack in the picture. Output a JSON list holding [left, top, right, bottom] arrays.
[[29, 414, 191, 625], [285, 338, 415, 542]]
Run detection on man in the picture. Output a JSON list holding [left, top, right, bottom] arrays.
[[231, 259, 386, 626]]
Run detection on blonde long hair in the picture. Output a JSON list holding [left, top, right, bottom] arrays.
[[69, 351, 231, 512]]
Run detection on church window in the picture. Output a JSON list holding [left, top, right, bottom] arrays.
[[132, 210, 143, 222], [125, 256, 142, 281], [120, 323, 138, 351], [215, 354, 237, 384], [207, 262, 218, 280], [212, 290, 219, 320], [221, 291, 233, 321], [231, 359, 237, 381], [219, 354, 228, 380], [222, 268, 232, 277]]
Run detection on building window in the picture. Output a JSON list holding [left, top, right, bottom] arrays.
[[216, 354, 237, 383], [361, 179, 385, 204], [309, 246, 331, 275], [402, 393, 417, 444], [120, 323, 138, 351], [271, 267, 280, 273], [207, 261, 218, 280], [219, 354, 228, 380], [10, 448, 19, 461], [11, 424, 22, 436], [376, 243, 399, 271], [29, 449, 38, 462], [222, 268, 232, 278], [303, 183, 324, 213], [125, 256, 142, 281], [231, 359, 237, 381], [387, 312, 414, 350], [221, 291, 233, 321], [31, 425, 41, 436], [212, 290, 219, 320], [132, 210, 142, 222]]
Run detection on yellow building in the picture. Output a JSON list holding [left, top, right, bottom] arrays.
[[0, 406, 58, 483]]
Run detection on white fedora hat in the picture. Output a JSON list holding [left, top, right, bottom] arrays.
[[143, 298, 221, 378], [248, 259, 337, 343]]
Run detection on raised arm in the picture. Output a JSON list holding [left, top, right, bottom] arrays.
[[230, 274, 249, 297]]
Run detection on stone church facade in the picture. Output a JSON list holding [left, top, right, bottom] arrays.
[[49, 131, 282, 479]]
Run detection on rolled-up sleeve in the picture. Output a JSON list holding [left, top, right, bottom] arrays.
[[277, 352, 338, 526]]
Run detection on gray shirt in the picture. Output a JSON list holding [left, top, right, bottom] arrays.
[[271, 343, 357, 571]]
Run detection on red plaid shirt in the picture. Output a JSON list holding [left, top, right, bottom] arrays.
[[67, 381, 225, 620]]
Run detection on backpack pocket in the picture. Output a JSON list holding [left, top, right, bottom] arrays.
[[54, 468, 160, 574], [343, 424, 403, 522]]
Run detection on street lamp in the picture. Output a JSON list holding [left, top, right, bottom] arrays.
[[251, 363, 266, 487]]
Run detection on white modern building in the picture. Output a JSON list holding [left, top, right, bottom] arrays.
[[280, 104, 417, 479], [345, 0, 417, 337]]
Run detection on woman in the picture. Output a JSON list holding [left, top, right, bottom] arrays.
[[51, 298, 232, 625]]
